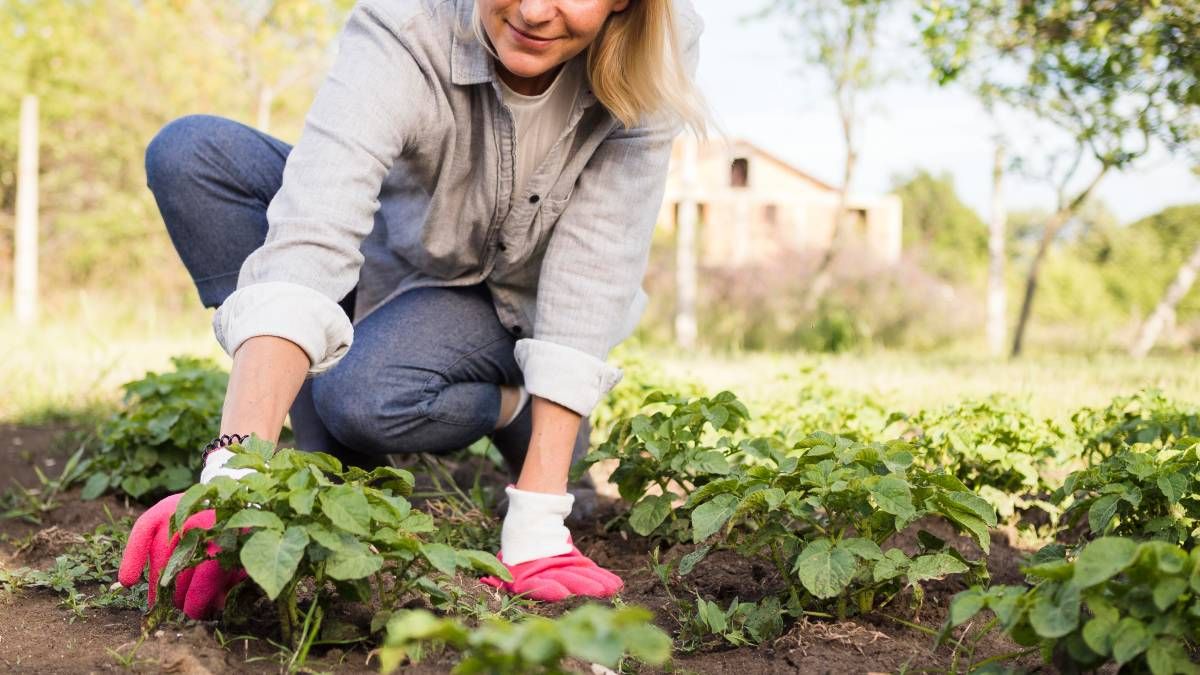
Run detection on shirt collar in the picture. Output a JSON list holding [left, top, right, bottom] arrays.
[[450, 0, 597, 106]]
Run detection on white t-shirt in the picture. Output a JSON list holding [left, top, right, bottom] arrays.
[[498, 60, 583, 204]]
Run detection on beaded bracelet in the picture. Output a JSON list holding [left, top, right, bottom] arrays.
[[202, 433, 250, 463]]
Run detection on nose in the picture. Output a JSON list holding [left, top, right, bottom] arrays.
[[517, 0, 555, 25]]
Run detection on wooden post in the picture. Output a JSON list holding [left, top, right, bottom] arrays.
[[986, 142, 1007, 356], [674, 137, 699, 349], [14, 94, 39, 326]]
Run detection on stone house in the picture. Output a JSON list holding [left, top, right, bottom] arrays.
[[656, 138, 902, 266]]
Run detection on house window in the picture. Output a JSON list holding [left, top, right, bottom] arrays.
[[764, 203, 778, 226], [730, 158, 749, 188]]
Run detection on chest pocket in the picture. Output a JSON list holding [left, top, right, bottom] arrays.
[[527, 195, 571, 257]]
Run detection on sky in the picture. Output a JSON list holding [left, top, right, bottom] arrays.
[[689, 0, 1200, 224]]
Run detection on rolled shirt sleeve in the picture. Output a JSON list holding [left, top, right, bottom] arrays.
[[212, 2, 432, 372], [517, 11, 703, 416]]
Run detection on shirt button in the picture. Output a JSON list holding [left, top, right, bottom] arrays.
[[512, 325, 523, 334], [529, 194, 540, 204]]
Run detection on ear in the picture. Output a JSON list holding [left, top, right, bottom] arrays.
[[611, 0, 631, 12]]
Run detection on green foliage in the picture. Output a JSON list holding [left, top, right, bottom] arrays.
[[589, 344, 703, 446], [750, 365, 892, 443], [1056, 438, 1200, 547], [85, 357, 228, 501], [377, 605, 672, 674], [0, 446, 91, 524], [685, 432, 994, 618], [0, 518, 144, 618], [892, 170, 988, 282], [1072, 389, 1200, 463], [169, 437, 509, 655], [0, 0, 355, 299], [675, 595, 786, 651], [921, 1, 1198, 166], [902, 397, 1070, 521], [946, 538, 1200, 674], [574, 391, 751, 541]]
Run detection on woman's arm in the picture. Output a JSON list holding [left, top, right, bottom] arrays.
[[515, 396, 581, 494], [219, 335, 310, 442], [212, 2, 435, 384]]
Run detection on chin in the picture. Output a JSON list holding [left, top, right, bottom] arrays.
[[497, 50, 557, 78]]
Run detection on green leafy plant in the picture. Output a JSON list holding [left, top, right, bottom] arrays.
[[84, 356, 229, 500], [1, 446, 90, 524], [589, 345, 703, 446], [683, 432, 996, 619], [376, 605, 672, 674], [902, 396, 1071, 522], [0, 516, 144, 618], [167, 437, 510, 661], [1072, 389, 1200, 463], [647, 548, 785, 652], [1055, 438, 1200, 547], [749, 365, 894, 443], [573, 390, 751, 541], [945, 538, 1200, 674]]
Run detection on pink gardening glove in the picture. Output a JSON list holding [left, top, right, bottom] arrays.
[[118, 492, 247, 619], [480, 545, 624, 602]]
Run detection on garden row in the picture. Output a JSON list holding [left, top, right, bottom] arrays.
[[5, 355, 1200, 673]]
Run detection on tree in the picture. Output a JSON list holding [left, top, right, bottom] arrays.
[[920, 0, 1200, 356], [987, 142, 1006, 356], [891, 169, 987, 281], [0, 1, 353, 300], [190, 1, 354, 135], [1128, 204, 1200, 356], [753, 0, 897, 308]]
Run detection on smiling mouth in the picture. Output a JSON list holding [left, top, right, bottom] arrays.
[[508, 22, 555, 42]]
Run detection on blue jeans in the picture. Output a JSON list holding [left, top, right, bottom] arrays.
[[144, 114, 589, 473]]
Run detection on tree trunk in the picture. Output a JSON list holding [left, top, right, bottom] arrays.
[[1010, 166, 1109, 357], [1130, 239, 1200, 358], [674, 137, 699, 349], [256, 85, 274, 135], [986, 143, 1007, 356], [14, 94, 39, 326], [805, 127, 856, 312]]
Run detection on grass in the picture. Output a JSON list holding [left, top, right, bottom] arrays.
[[4, 293, 1199, 426], [0, 292, 224, 423], [649, 347, 1200, 422]]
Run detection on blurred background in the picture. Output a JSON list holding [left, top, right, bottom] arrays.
[[1, 0, 1198, 423]]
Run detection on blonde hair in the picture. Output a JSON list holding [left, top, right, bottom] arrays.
[[469, 1, 708, 135]]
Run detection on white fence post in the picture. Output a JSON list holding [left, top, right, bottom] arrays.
[[14, 94, 40, 326]]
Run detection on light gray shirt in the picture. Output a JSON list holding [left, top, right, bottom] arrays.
[[213, 0, 703, 416]]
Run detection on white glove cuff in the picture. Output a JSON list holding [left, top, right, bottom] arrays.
[[500, 485, 574, 565], [199, 448, 258, 484]]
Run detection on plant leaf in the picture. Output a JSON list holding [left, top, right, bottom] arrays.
[[794, 539, 858, 599], [1072, 537, 1138, 589], [628, 494, 673, 536], [325, 541, 384, 580], [319, 485, 371, 536], [240, 526, 309, 600], [691, 494, 738, 543], [225, 508, 284, 531], [420, 542, 459, 576], [907, 552, 969, 583]]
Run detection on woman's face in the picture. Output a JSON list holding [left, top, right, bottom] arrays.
[[480, 0, 630, 92]]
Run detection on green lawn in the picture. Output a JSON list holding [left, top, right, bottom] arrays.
[[4, 299, 1197, 426]]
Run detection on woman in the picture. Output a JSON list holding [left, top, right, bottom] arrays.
[[118, 0, 705, 619]]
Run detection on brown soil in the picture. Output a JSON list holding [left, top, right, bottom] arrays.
[[0, 424, 1047, 674]]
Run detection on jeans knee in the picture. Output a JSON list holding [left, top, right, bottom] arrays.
[[144, 114, 228, 191], [311, 368, 426, 455]]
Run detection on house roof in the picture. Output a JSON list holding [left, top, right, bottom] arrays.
[[725, 138, 838, 192]]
